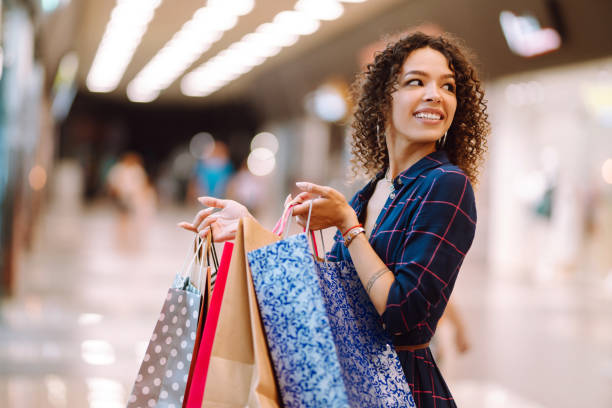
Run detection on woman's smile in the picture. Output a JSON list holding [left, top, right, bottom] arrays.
[[413, 107, 445, 123]]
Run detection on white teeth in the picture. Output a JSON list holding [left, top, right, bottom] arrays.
[[415, 112, 441, 120]]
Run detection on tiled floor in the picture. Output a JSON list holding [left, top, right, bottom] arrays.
[[0, 202, 610, 407]]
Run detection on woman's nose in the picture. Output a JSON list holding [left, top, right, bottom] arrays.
[[423, 84, 441, 102]]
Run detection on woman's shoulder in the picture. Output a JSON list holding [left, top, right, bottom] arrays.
[[424, 159, 470, 185], [419, 161, 475, 203]]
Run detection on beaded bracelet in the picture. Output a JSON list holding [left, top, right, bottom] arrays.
[[343, 226, 365, 248]]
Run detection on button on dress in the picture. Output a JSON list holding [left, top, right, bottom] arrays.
[[327, 150, 477, 408]]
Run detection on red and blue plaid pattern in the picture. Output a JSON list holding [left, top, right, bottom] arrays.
[[328, 150, 476, 408]]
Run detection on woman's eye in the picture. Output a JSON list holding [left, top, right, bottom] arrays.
[[405, 79, 422, 86], [443, 83, 455, 92]]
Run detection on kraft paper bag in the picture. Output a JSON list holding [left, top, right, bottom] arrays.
[[201, 217, 282, 408]]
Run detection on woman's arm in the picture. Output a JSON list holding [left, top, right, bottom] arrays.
[[292, 182, 394, 315]]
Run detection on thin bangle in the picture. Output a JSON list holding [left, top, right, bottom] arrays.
[[365, 266, 391, 295], [342, 223, 363, 237]]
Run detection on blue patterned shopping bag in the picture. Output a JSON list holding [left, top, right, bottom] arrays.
[[247, 232, 415, 408], [315, 259, 415, 407]]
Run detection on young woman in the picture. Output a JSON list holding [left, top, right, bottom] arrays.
[[180, 32, 489, 407]]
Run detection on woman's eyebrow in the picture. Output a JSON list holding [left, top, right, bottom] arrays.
[[402, 70, 455, 80]]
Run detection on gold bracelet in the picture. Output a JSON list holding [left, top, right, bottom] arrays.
[[365, 266, 390, 294], [343, 226, 365, 248]]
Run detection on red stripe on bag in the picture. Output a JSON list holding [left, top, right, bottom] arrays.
[[184, 242, 234, 408]]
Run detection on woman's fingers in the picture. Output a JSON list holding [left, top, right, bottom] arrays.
[[294, 191, 313, 201], [295, 181, 329, 196], [197, 219, 238, 242], [199, 214, 220, 231], [177, 221, 197, 232], [292, 200, 312, 216], [288, 192, 315, 209], [191, 207, 215, 229], [197, 196, 226, 209]]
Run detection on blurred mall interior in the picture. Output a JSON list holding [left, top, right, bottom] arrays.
[[1, 0, 611, 406]]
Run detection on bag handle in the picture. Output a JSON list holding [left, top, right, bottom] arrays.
[[207, 230, 220, 270], [281, 199, 312, 239], [272, 199, 326, 259], [181, 235, 206, 280], [196, 231, 220, 291], [300, 201, 326, 260], [272, 202, 299, 236]]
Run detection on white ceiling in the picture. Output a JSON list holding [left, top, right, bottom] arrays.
[[40, 0, 404, 104], [38, 0, 612, 112]]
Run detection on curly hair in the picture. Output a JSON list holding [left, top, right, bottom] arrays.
[[350, 32, 490, 184]]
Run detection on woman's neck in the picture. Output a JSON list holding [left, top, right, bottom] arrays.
[[386, 139, 437, 179]]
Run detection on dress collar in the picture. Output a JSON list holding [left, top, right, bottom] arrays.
[[369, 150, 450, 189]]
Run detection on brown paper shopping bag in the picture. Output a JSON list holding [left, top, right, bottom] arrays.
[[201, 217, 282, 408]]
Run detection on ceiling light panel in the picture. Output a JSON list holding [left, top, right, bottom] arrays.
[[86, 0, 162, 93], [127, 0, 255, 103], [182, 0, 363, 98]]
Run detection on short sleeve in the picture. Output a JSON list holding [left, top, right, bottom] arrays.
[[382, 169, 477, 336]]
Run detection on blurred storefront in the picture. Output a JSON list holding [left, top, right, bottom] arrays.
[[0, 1, 53, 295], [487, 57, 612, 283]]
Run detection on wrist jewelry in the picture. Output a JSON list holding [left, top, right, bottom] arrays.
[[343, 226, 365, 248], [366, 266, 391, 295], [342, 223, 363, 237]]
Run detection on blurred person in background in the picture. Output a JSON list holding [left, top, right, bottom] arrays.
[[107, 152, 156, 250], [187, 140, 234, 202], [181, 32, 489, 407], [225, 160, 267, 218]]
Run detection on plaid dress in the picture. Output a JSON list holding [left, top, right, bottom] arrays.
[[327, 150, 477, 408]]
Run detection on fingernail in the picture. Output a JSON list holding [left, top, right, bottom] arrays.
[[296, 182, 307, 188]]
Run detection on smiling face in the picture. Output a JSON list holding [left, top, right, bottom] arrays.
[[387, 47, 457, 148]]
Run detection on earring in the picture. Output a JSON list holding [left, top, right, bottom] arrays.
[[437, 131, 448, 149], [376, 123, 384, 145]]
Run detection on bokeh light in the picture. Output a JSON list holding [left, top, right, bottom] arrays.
[[247, 147, 276, 176], [86, 377, 125, 408], [189, 132, 215, 158], [81, 340, 115, 366], [305, 81, 348, 122], [250, 132, 279, 154]]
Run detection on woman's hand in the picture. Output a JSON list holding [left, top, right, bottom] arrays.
[[291, 182, 359, 233], [178, 197, 252, 242]]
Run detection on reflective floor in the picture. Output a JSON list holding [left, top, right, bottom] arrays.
[[0, 203, 610, 407]]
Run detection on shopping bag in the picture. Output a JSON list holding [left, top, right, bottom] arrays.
[[184, 235, 217, 406], [200, 217, 283, 407], [184, 241, 234, 407], [315, 259, 416, 407], [248, 232, 349, 407], [246, 203, 415, 407], [127, 240, 205, 408]]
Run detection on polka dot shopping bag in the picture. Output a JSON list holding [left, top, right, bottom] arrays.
[[127, 238, 211, 408]]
